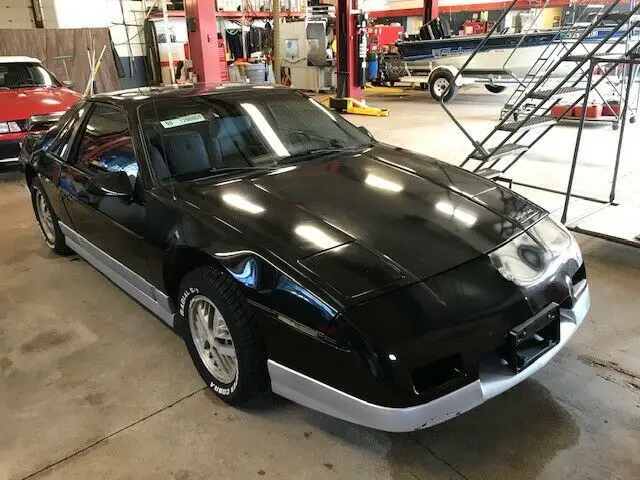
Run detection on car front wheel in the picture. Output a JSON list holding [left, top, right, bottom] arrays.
[[179, 266, 268, 405], [30, 178, 70, 255]]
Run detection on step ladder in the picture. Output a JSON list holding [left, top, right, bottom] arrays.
[[437, 0, 640, 185]]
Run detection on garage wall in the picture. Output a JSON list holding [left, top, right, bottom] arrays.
[[0, 0, 36, 28], [0, 0, 148, 89], [0, 28, 120, 93], [48, 0, 149, 88]]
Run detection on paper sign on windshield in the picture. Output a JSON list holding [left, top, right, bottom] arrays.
[[160, 113, 206, 129]]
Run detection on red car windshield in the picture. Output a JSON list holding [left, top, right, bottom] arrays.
[[0, 62, 61, 89]]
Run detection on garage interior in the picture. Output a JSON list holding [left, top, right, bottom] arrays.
[[1, 0, 639, 479]]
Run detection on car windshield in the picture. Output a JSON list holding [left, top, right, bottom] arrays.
[[0, 62, 61, 89], [139, 89, 373, 182]]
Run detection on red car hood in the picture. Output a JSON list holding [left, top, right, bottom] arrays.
[[0, 87, 81, 121]]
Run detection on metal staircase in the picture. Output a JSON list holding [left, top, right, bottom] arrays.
[[499, 2, 610, 119], [437, 0, 640, 185]]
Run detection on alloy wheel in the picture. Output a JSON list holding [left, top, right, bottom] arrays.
[[188, 295, 238, 384], [36, 190, 56, 244]]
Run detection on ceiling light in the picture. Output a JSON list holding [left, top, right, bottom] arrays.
[[453, 209, 477, 226], [240, 103, 290, 157], [365, 174, 403, 192], [295, 225, 341, 250], [435, 201, 477, 227], [309, 98, 337, 121], [435, 201, 454, 215], [267, 166, 297, 175], [222, 193, 265, 214]]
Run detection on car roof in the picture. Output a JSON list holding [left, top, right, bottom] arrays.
[[0, 56, 41, 64], [90, 83, 293, 105]]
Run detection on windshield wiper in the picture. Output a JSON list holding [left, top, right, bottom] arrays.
[[279, 145, 364, 165], [210, 165, 279, 175], [169, 165, 279, 183]]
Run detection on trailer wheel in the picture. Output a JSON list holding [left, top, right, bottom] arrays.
[[429, 70, 459, 103], [485, 84, 507, 94]]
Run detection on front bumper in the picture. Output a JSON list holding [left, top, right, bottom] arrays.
[[268, 284, 590, 432], [0, 132, 27, 165]]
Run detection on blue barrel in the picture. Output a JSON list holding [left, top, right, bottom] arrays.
[[367, 53, 379, 82]]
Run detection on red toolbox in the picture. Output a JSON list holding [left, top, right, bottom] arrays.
[[574, 103, 603, 118], [602, 101, 620, 117], [551, 104, 575, 118]]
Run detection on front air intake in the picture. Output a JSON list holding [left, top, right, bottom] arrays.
[[411, 354, 465, 394]]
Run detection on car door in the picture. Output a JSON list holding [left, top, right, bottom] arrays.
[[31, 102, 87, 227], [58, 101, 151, 280]]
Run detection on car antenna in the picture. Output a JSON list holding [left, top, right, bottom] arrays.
[[150, 92, 177, 201], [139, 44, 177, 201]]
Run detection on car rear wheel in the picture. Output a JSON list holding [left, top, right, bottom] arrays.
[[179, 266, 268, 405], [31, 178, 71, 255]]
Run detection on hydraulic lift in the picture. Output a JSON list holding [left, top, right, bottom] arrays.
[[181, 0, 435, 116], [328, 0, 388, 116]]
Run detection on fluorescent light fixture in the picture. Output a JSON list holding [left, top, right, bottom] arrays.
[[435, 201, 477, 227], [240, 103, 290, 157], [453, 209, 477, 226], [376, 157, 416, 173], [295, 225, 341, 250], [309, 98, 337, 121], [222, 193, 265, 214], [435, 201, 455, 216], [388, 354, 397, 361], [365, 174, 403, 192], [267, 165, 297, 175]]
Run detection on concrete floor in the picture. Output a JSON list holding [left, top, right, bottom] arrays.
[[1, 87, 639, 480]]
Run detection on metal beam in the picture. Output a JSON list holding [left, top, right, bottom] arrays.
[[335, 0, 363, 100], [184, 0, 222, 83], [423, 0, 439, 23]]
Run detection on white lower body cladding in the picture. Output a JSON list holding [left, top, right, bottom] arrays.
[[268, 286, 590, 432]]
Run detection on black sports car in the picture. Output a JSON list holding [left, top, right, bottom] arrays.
[[20, 84, 589, 432]]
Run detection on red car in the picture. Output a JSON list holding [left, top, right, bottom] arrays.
[[0, 56, 81, 166]]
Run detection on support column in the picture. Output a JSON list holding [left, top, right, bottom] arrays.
[[423, 0, 439, 23], [336, 0, 363, 100], [185, 0, 222, 83]]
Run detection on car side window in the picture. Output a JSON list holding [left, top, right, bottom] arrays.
[[73, 104, 139, 188], [49, 103, 86, 160]]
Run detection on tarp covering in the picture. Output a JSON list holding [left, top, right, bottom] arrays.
[[0, 28, 119, 94]]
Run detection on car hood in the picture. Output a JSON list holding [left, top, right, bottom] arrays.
[[177, 144, 545, 293], [0, 87, 80, 121]]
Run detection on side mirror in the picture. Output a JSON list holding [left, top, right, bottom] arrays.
[[62, 80, 74, 89], [357, 125, 374, 138], [87, 171, 133, 199]]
